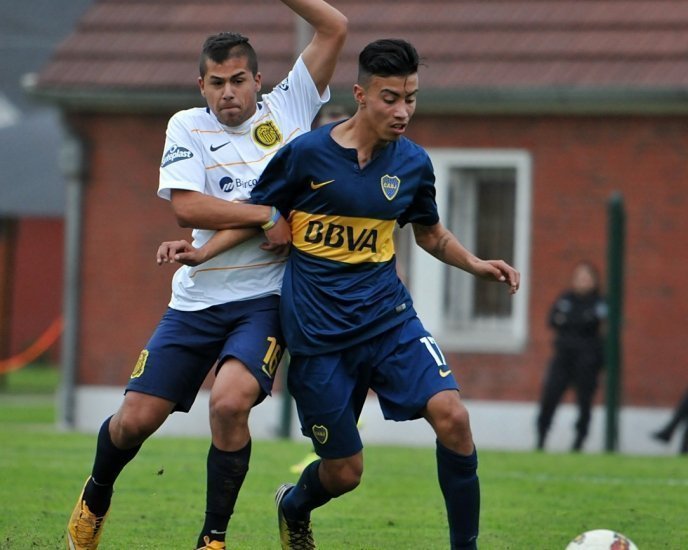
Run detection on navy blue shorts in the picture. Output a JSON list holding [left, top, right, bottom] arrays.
[[126, 295, 284, 413], [287, 316, 460, 459]]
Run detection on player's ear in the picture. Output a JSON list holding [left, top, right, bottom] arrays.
[[198, 76, 206, 97], [353, 84, 366, 107], [254, 72, 262, 93]]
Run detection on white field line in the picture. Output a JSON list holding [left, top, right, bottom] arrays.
[[488, 471, 688, 487]]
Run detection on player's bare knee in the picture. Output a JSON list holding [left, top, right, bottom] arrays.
[[209, 393, 251, 425], [321, 457, 363, 495], [427, 396, 473, 446], [329, 472, 361, 496], [437, 413, 474, 455], [340, 460, 363, 491], [110, 410, 159, 447], [113, 392, 172, 446], [447, 402, 471, 431], [211, 362, 259, 425], [442, 405, 471, 439]]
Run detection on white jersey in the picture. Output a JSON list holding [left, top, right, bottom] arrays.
[[158, 56, 329, 311]]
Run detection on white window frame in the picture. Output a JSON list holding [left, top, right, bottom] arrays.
[[407, 149, 532, 353]]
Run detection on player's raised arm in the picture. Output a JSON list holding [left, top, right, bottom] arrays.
[[281, 0, 348, 94], [412, 221, 520, 294]]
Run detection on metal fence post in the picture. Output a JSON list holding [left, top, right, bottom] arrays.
[[605, 191, 625, 452]]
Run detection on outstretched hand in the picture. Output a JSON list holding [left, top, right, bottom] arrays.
[[474, 259, 520, 295], [156, 240, 206, 267]]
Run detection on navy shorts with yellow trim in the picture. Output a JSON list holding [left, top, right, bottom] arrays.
[[126, 295, 284, 413], [287, 316, 459, 459]]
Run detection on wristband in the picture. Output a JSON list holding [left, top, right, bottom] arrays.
[[261, 206, 281, 230]]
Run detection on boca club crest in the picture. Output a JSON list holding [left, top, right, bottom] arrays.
[[312, 424, 329, 444], [380, 174, 401, 200]]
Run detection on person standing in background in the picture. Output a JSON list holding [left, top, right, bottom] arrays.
[[313, 103, 350, 127], [652, 388, 688, 454], [536, 261, 607, 452]]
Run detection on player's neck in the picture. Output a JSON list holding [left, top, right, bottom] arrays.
[[331, 115, 390, 168]]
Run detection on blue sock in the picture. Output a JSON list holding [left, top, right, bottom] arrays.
[[436, 441, 480, 550], [282, 459, 333, 520]]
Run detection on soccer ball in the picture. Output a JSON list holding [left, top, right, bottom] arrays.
[[565, 529, 638, 549]]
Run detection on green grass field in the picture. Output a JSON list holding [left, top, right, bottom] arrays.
[[1, 366, 686, 549]]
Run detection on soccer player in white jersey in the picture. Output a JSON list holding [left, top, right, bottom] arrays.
[[65, 2, 347, 549]]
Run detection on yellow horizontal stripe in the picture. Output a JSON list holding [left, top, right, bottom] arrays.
[[191, 128, 226, 135], [290, 210, 395, 264], [205, 150, 277, 171], [204, 127, 302, 171]]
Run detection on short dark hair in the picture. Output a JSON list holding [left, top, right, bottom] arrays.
[[199, 32, 258, 77], [357, 39, 420, 85]]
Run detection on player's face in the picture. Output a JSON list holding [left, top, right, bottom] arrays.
[[355, 73, 418, 142], [198, 56, 262, 127], [571, 264, 597, 295]]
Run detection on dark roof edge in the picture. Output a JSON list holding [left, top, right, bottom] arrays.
[[26, 84, 688, 115], [26, 85, 205, 114]]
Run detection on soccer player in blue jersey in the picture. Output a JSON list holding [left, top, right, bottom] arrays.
[[255, 38, 519, 550], [65, 2, 346, 549], [185, 38, 520, 549]]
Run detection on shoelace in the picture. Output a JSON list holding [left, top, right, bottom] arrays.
[[286, 518, 315, 548], [73, 509, 105, 544]]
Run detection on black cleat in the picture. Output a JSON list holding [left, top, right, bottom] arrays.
[[275, 483, 316, 549]]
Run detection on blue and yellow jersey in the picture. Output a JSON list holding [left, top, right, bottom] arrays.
[[251, 122, 439, 354]]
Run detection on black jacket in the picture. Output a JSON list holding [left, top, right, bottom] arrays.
[[549, 290, 607, 350]]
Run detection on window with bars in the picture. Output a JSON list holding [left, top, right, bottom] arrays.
[[402, 149, 532, 352]]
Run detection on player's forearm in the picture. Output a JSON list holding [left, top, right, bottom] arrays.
[[429, 238, 481, 274], [413, 223, 480, 274], [171, 190, 273, 230], [280, 0, 348, 36], [200, 228, 260, 261], [281, 0, 348, 93]]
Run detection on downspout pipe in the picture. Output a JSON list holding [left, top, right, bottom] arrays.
[[56, 121, 85, 430]]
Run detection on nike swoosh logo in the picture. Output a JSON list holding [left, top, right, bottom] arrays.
[[439, 369, 452, 378], [310, 179, 335, 190], [210, 141, 231, 152]]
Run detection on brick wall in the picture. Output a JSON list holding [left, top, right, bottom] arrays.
[[9, 218, 64, 362], [70, 113, 179, 385]]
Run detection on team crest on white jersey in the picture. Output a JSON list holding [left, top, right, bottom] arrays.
[[380, 174, 401, 200], [253, 120, 282, 148]]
